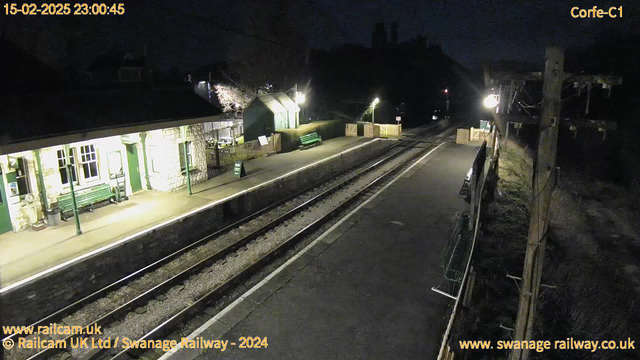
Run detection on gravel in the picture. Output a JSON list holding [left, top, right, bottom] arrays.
[[7, 141, 424, 360]]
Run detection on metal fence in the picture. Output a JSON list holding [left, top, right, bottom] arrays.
[[438, 130, 501, 360]]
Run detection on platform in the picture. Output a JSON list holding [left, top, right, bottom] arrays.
[[0, 136, 376, 289], [167, 142, 478, 360]]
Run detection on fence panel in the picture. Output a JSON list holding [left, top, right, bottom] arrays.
[[345, 123, 358, 137]]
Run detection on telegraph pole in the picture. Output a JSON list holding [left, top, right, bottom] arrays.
[[510, 46, 564, 360]]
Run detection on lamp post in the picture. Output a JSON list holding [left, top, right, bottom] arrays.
[[294, 85, 306, 128], [371, 97, 380, 124], [483, 94, 499, 109], [444, 88, 450, 114], [64, 144, 82, 235]]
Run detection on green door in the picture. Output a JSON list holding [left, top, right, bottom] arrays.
[[126, 144, 142, 193], [0, 170, 13, 234]]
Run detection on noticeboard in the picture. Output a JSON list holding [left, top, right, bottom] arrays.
[[233, 160, 246, 178]]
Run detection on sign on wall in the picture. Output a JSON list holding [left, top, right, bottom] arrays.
[[8, 182, 18, 197]]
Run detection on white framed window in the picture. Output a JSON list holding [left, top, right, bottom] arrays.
[[80, 144, 100, 181], [179, 142, 192, 172], [57, 148, 78, 186]]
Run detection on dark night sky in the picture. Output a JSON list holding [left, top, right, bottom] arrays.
[[2, 0, 637, 72]]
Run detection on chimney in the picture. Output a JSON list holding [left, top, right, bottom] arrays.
[[371, 22, 387, 49], [390, 21, 398, 45]]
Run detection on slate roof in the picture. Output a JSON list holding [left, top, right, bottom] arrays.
[[250, 93, 299, 113], [0, 87, 221, 147]]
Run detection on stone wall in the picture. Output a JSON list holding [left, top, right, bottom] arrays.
[[146, 125, 207, 192], [1, 139, 392, 326]]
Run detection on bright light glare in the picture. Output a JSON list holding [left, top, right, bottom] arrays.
[[372, 97, 380, 106], [483, 94, 499, 108], [295, 92, 306, 104]]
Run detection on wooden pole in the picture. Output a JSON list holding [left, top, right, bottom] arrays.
[[505, 122, 510, 150], [510, 46, 564, 360]]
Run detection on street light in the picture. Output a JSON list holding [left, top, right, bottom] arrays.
[[483, 94, 499, 108], [444, 88, 450, 114], [371, 97, 380, 124], [295, 92, 306, 104]]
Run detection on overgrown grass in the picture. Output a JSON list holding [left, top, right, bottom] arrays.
[[451, 141, 533, 359], [450, 140, 640, 360]]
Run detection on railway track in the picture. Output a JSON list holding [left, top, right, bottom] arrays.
[[4, 124, 455, 360], [104, 130, 454, 360]]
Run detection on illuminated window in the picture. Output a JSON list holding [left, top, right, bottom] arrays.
[[80, 144, 100, 180], [15, 157, 31, 195], [178, 142, 192, 171], [57, 148, 78, 185]]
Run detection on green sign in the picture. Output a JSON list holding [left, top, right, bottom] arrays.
[[233, 160, 246, 178]]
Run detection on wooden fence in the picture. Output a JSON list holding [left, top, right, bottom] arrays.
[[361, 123, 402, 138], [377, 124, 402, 136], [456, 129, 470, 144], [345, 123, 357, 137]]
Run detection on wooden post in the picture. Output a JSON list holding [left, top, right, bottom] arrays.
[[508, 80, 515, 114], [505, 122, 510, 150], [215, 143, 220, 168], [510, 46, 564, 360], [585, 82, 591, 115]]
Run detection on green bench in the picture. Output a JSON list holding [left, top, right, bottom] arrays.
[[299, 132, 322, 149], [58, 183, 115, 220]]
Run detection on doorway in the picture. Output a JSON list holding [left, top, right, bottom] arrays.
[[125, 144, 142, 193], [0, 169, 13, 234]]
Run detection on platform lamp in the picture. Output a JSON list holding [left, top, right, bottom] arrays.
[[181, 125, 192, 196], [64, 144, 82, 235], [371, 97, 380, 125]]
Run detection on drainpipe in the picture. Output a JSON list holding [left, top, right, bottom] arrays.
[[184, 140, 192, 196], [139, 132, 152, 190], [64, 144, 82, 235], [34, 149, 49, 211]]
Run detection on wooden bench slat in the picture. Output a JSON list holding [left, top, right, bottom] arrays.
[[299, 132, 322, 148], [57, 183, 114, 218]]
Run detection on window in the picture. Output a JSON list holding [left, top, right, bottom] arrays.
[[15, 157, 31, 195], [80, 144, 100, 180], [178, 142, 192, 172], [118, 67, 141, 82], [57, 148, 78, 185]]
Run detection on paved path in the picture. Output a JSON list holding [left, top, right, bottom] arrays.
[[171, 142, 477, 360], [0, 137, 374, 288]]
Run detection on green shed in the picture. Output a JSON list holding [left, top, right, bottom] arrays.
[[243, 93, 300, 141]]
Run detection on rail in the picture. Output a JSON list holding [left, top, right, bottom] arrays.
[[20, 138, 432, 360], [111, 136, 451, 360]]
